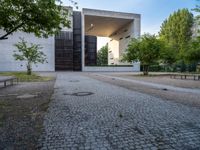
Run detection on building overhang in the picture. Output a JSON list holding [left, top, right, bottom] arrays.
[[83, 8, 141, 37]]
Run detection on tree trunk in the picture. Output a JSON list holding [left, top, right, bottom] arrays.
[[27, 62, 32, 75], [143, 65, 149, 76]]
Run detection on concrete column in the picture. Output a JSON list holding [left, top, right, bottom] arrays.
[[133, 17, 141, 38], [81, 12, 85, 70]]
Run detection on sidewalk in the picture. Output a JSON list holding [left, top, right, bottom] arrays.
[[39, 72, 200, 149]]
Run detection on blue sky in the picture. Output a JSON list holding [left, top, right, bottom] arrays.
[[64, 0, 197, 34], [63, 0, 198, 49]]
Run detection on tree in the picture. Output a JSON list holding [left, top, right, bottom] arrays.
[[184, 0, 200, 64], [13, 38, 47, 75], [97, 44, 108, 66], [0, 0, 73, 40], [179, 0, 200, 68], [185, 37, 200, 63], [159, 40, 177, 65], [122, 34, 164, 75], [193, 0, 200, 35], [159, 9, 194, 60], [193, 0, 200, 21]]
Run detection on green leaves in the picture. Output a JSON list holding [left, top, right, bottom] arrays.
[[159, 6, 200, 65], [13, 38, 47, 75], [0, 0, 71, 40], [159, 42, 177, 65], [97, 44, 108, 66], [123, 34, 163, 64], [123, 34, 164, 75], [122, 38, 140, 63], [159, 9, 194, 60], [185, 37, 200, 63]]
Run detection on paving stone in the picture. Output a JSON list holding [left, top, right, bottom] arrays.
[[39, 72, 200, 149]]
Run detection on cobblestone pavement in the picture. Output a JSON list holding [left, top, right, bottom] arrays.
[[39, 72, 200, 150]]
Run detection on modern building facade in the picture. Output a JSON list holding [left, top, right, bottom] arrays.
[[0, 7, 141, 72], [192, 19, 200, 38]]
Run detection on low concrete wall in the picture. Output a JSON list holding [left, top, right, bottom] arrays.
[[83, 66, 140, 72], [83, 62, 140, 72]]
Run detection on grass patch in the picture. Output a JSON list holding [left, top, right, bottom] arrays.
[[0, 72, 54, 82]]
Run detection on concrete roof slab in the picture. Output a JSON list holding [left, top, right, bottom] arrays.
[[85, 16, 133, 37], [83, 8, 141, 37], [83, 8, 140, 19]]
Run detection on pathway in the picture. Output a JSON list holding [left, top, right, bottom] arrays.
[[39, 72, 200, 149]]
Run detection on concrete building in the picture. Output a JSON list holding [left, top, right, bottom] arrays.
[[0, 8, 141, 72], [192, 19, 200, 38]]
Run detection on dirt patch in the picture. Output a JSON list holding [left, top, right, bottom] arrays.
[[0, 79, 55, 149], [86, 73, 200, 108], [109, 73, 200, 89]]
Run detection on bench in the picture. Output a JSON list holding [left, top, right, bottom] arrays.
[[0, 76, 18, 87], [170, 74, 200, 81]]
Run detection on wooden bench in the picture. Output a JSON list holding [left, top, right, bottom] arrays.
[[170, 74, 200, 81], [0, 76, 18, 87]]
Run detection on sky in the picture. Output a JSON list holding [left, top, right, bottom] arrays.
[[63, 0, 198, 49]]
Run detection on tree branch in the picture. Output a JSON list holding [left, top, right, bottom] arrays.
[[0, 23, 24, 40]]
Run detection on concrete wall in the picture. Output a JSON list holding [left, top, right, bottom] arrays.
[[108, 21, 135, 65], [62, 7, 73, 32], [108, 39, 119, 65], [83, 67, 134, 72], [108, 15, 140, 66], [0, 7, 73, 72], [83, 62, 140, 72], [0, 8, 140, 72], [192, 19, 200, 38], [82, 8, 141, 68], [0, 31, 55, 72], [83, 8, 141, 20]]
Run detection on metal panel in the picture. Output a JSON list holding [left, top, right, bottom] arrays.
[[55, 11, 82, 71], [85, 35, 97, 66], [73, 11, 82, 71], [55, 31, 73, 71]]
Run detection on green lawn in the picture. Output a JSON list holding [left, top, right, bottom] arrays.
[[0, 72, 54, 82]]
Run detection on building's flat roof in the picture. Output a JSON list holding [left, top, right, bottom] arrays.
[[83, 8, 141, 37], [83, 8, 141, 19]]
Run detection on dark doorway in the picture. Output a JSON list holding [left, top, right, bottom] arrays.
[[85, 35, 97, 66], [55, 31, 74, 71]]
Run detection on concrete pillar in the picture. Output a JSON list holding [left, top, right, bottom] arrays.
[[133, 17, 141, 38], [81, 12, 85, 70]]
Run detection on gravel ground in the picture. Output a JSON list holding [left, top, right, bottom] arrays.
[[103, 73, 200, 89], [39, 72, 200, 149], [0, 78, 55, 149], [87, 73, 200, 108]]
